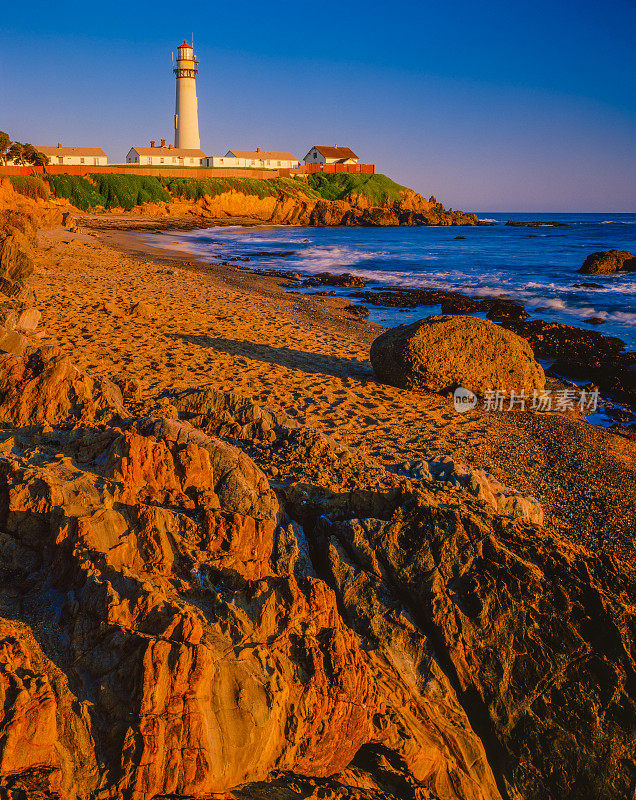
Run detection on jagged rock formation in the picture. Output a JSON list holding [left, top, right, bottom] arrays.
[[0, 346, 633, 800], [132, 187, 480, 227], [370, 316, 545, 396], [579, 249, 636, 274]]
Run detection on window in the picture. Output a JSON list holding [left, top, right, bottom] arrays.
[[80, 157, 85, 164], [277, 161, 281, 166], [94, 158, 98, 165], [160, 157, 164, 163], [313, 151, 317, 159]]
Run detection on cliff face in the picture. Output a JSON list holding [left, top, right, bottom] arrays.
[[134, 187, 480, 227], [0, 178, 65, 231]]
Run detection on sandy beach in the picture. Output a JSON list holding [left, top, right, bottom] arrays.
[[33, 215, 636, 561]]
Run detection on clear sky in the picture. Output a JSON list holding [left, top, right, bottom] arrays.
[[1, 0, 634, 211]]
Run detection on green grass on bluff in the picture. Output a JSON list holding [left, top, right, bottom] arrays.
[[90, 174, 170, 209], [45, 172, 410, 210], [46, 175, 106, 210], [163, 176, 322, 201], [307, 173, 408, 203]]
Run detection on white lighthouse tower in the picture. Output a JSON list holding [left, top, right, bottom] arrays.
[[173, 40, 200, 150]]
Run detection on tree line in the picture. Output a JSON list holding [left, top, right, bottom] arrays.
[[0, 132, 47, 166]]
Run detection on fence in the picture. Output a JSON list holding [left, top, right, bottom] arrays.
[[0, 165, 283, 180], [1, 162, 376, 180], [293, 163, 375, 175]]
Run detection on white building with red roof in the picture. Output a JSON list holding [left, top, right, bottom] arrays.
[[203, 148, 300, 169], [36, 143, 107, 166], [126, 140, 205, 166], [303, 146, 359, 165]]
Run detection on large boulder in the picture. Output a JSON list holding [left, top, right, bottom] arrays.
[[579, 249, 636, 274], [370, 315, 545, 395]]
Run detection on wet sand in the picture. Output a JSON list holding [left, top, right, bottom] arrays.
[[33, 217, 636, 563]]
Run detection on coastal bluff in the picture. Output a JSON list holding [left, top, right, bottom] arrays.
[[136, 186, 480, 226], [13, 172, 481, 226]]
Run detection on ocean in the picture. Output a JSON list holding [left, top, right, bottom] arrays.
[[143, 212, 636, 351]]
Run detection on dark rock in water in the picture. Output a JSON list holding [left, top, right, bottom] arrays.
[[440, 296, 481, 314], [503, 318, 625, 363], [370, 315, 545, 395], [579, 249, 636, 274], [505, 220, 569, 227], [534, 306, 550, 312], [584, 316, 606, 325], [500, 317, 636, 405], [346, 304, 369, 318], [574, 282, 604, 288], [301, 271, 367, 288], [483, 298, 529, 323], [361, 288, 462, 308], [454, 235, 467, 239]]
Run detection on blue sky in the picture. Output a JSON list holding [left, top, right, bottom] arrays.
[[1, 0, 634, 211]]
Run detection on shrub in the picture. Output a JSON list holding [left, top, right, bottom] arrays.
[[9, 176, 49, 201], [89, 174, 170, 210], [45, 175, 105, 210]]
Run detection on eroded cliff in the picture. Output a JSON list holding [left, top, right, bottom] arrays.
[[133, 187, 479, 227]]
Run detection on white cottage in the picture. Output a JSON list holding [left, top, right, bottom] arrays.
[[303, 146, 359, 165], [37, 144, 107, 166], [203, 148, 300, 169], [126, 141, 205, 166]]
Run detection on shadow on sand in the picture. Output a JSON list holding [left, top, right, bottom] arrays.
[[172, 334, 374, 381]]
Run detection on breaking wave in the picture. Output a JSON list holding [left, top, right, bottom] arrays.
[[139, 217, 636, 349]]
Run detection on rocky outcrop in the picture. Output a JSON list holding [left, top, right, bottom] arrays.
[[0, 349, 632, 800], [0, 227, 34, 297], [370, 315, 545, 396], [132, 187, 480, 227], [579, 249, 636, 274], [499, 317, 636, 406], [0, 178, 64, 233], [318, 500, 636, 800], [0, 180, 66, 363]]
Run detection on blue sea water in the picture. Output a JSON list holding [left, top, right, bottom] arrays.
[[144, 212, 636, 351]]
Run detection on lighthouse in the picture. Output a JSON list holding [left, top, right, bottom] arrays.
[[173, 40, 200, 150]]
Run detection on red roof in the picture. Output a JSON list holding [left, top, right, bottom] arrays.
[[179, 40, 191, 48], [312, 146, 358, 160]]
